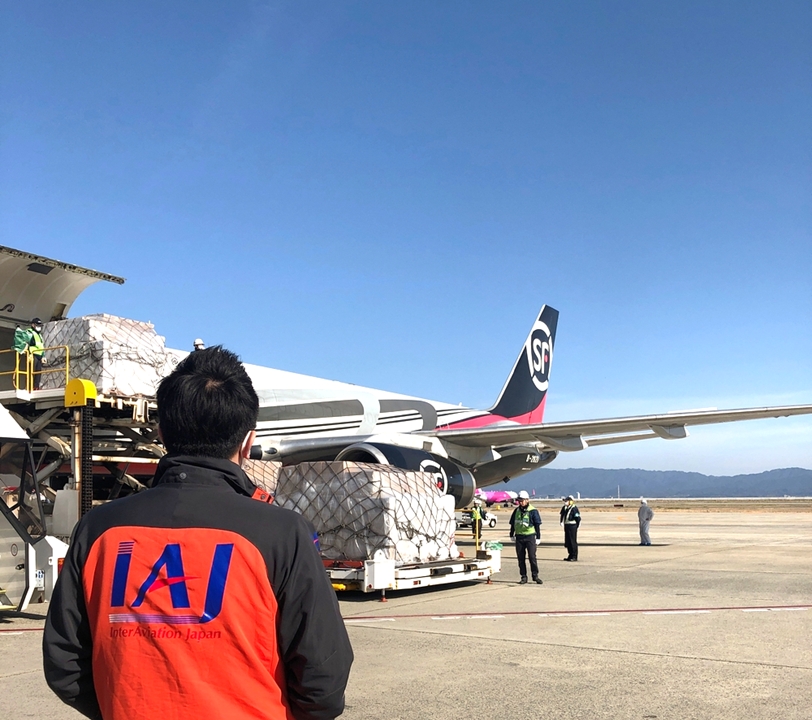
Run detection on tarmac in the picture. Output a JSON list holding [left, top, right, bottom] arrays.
[[1, 506, 810, 719]]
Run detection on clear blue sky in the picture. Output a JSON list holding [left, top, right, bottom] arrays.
[[2, 2, 810, 474]]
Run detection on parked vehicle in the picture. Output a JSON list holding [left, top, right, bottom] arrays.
[[455, 509, 497, 529]]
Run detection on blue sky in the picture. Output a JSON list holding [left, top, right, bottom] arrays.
[[2, 2, 810, 474]]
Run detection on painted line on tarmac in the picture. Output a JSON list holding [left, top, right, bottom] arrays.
[[4, 607, 807, 632], [466, 614, 506, 620], [344, 604, 812, 623], [538, 611, 613, 617]]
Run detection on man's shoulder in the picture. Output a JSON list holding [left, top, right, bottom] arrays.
[[237, 495, 314, 529], [76, 484, 312, 538]]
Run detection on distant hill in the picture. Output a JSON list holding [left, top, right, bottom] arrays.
[[499, 467, 812, 499]]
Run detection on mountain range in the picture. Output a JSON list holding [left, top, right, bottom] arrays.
[[502, 467, 812, 499]]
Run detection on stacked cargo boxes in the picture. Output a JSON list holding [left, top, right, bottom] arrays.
[[275, 461, 458, 565], [41, 314, 178, 396]]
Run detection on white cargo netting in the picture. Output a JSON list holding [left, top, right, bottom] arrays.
[[276, 461, 459, 566], [41, 314, 179, 396]]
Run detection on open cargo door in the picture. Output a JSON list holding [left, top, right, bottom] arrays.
[[0, 246, 125, 390]]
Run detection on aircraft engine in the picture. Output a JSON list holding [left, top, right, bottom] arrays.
[[472, 447, 558, 488], [334, 442, 476, 509]]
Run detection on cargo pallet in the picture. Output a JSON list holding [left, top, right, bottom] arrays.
[[324, 548, 501, 599]]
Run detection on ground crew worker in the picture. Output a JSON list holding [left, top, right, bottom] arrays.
[[193, 337, 205, 350], [471, 499, 483, 543], [12, 318, 46, 390], [509, 490, 542, 585], [638, 498, 654, 546], [43, 346, 353, 720], [560, 495, 581, 561]]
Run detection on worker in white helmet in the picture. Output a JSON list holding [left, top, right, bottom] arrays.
[[560, 495, 581, 561], [509, 490, 542, 585], [193, 338, 205, 351]]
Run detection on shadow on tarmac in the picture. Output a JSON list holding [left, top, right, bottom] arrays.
[[0, 610, 46, 622]]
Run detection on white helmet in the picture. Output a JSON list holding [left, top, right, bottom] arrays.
[[518, 490, 530, 500]]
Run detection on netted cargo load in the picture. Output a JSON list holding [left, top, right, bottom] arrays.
[[242, 459, 282, 496], [276, 461, 459, 566], [41, 314, 178, 396]]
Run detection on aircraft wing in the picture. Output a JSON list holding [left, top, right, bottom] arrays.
[[427, 405, 812, 452]]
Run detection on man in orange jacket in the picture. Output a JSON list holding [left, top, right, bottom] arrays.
[[43, 346, 353, 720]]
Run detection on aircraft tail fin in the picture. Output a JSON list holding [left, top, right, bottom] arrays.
[[487, 305, 558, 424]]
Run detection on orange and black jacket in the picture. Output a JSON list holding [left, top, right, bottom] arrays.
[[43, 455, 353, 720]]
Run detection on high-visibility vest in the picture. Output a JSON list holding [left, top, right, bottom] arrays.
[[514, 504, 537, 535], [471, 507, 482, 521], [26, 329, 44, 356]]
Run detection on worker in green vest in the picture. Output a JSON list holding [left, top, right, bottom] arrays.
[[471, 499, 483, 544], [509, 490, 543, 585], [12, 317, 46, 390]]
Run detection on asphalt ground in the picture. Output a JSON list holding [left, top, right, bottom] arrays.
[[1, 507, 810, 720]]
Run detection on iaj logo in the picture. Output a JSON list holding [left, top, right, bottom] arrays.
[[525, 319, 552, 392], [109, 541, 233, 625]]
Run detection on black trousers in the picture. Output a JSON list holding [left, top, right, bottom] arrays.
[[564, 524, 578, 560], [32, 354, 43, 390], [515, 535, 539, 579]]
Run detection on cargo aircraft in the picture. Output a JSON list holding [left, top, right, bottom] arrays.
[[248, 305, 812, 508], [2, 247, 808, 509]]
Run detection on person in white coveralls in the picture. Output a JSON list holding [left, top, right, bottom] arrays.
[[638, 498, 654, 546]]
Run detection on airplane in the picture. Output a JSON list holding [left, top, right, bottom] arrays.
[[248, 305, 812, 509], [4, 247, 809, 510], [475, 488, 518, 507]]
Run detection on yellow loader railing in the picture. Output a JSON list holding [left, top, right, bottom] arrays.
[[0, 346, 71, 392]]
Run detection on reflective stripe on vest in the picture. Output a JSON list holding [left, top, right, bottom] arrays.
[[29, 330, 44, 356], [514, 505, 536, 534]]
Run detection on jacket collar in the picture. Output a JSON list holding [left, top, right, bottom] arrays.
[[153, 454, 257, 497]]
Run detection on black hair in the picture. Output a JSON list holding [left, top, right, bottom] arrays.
[[156, 346, 259, 459]]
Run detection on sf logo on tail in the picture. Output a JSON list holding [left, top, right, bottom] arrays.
[[525, 319, 552, 392]]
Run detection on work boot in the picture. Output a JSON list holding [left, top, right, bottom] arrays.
[[519, 577, 528, 584], [533, 577, 543, 585]]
